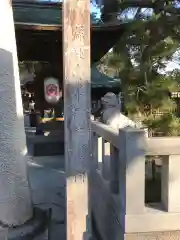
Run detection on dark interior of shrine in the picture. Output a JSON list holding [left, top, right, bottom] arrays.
[[13, 1, 125, 62], [15, 24, 125, 63], [13, 1, 123, 116]]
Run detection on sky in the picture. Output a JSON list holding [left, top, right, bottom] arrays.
[[165, 53, 180, 72]]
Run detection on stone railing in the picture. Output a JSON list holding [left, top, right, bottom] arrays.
[[90, 119, 180, 239]]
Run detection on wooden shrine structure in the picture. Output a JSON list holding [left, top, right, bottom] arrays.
[[13, 1, 125, 63], [13, 1, 123, 118]]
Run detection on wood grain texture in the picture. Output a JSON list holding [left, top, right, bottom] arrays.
[[63, 0, 91, 239]]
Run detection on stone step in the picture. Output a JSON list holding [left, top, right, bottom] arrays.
[[27, 134, 64, 156], [33, 141, 64, 156]]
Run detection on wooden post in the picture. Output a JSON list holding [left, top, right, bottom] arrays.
[[63, 0, 91, 240]]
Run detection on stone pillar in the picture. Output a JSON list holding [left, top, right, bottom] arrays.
[[0, 0, 32, 226], [162, 155, 180, 212], [63, 0, 91, 239], [102, 140, 110, 180], [118, 127, 145, 215]]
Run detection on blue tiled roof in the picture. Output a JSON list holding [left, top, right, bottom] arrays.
[[91, 66, 120, 88], [13, 2, 102, 25]]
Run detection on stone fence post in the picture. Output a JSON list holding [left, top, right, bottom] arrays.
[[118, 127, 146, 215]]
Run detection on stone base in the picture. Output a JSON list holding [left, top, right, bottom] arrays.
[[124, 231, 180, 240], [33, 141, 64, 156], [3, 208, 49, 240], [30, 134, 64, 156], [38, 121, 64, 132]]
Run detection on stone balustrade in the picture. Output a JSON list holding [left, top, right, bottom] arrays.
[[90, 119, 180, 239]]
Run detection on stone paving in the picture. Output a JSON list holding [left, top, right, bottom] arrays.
[[28, 155, 66, 240], [25, 115, 66, 239]]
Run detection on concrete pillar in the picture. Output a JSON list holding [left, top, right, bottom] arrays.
[[92, 133, 103, 169], [0, 1, 32, 226], [92, 133, 98, 170], [102, 140, 110, 180], [110, 145, 119, 194], [162, 155, 180, 212], [91, 132, 104, 172], [118, 127, 145, 215], [97, 136, 103, 171]]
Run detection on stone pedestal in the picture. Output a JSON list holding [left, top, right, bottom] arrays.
[[0, 1, 32, 226], [7, 208, 49, 240]]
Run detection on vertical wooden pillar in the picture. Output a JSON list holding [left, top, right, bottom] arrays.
[[63, 0, 91, 239]]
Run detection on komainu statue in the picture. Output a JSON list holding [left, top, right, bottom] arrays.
[[101, 92, 142, 130]]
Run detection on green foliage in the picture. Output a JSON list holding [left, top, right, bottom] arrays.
[[143, 114, 180, 136], [98, 2, 180, 135]]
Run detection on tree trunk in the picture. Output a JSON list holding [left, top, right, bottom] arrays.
[[0, 0, 32, 226]]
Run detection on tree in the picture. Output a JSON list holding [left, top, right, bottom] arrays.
[[98, 2, 180, 135], [0, 1, 32, 225]]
